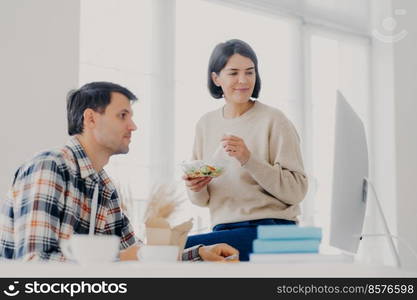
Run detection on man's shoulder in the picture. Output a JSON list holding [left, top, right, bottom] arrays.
[[35, 145, 73, 164], [18, 145, 78, 177]]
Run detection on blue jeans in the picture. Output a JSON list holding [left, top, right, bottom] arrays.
[[185, 218, 296, 261]]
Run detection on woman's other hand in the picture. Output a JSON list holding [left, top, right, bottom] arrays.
[[183, 175, 212, 192], [221, 135, 251, 165]]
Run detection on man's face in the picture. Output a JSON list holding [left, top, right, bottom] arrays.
[[93, 92, 137, 155]]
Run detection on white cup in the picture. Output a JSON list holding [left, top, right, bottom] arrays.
[[138, 245, 179, 262], [60, 235, 120, 264]]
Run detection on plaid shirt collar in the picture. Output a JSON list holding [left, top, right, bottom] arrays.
[[66, 136, 116, 191]]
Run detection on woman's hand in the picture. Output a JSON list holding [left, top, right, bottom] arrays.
[[183, 175, 212, 192], [221, 135, 251, 166]]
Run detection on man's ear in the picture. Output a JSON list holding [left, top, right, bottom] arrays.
[[211, 72, 221, 87], [83, 108, 97, 130]]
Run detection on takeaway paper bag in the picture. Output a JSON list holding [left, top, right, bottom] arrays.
[[145, 217, 171, 245], [145, 217, 193, 260], [170, 219, 193, 255]]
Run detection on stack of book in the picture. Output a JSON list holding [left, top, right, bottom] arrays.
[[250, 225, 326, 263]]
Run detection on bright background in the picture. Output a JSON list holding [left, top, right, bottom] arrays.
[[1, 0, 416, 270]]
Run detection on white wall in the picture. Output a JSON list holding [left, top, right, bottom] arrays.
[[0, 0, 80, 199], [392, 0, 417, 270], [368, 0, 397, 265], [370, 0, 417, 270]]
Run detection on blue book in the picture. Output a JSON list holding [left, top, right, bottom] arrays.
[[257, 225, 322, 240], [253, 239, 320, 254]]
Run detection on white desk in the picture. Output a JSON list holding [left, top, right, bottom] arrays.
[[1, 261, 417, 278]]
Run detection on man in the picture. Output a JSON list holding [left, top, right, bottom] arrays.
[[0, 82, 238, 262]]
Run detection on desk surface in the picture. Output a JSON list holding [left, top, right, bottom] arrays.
[[1, 261, 417, 278]]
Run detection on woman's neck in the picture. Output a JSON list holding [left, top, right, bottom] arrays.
[[223, 100, 255, 119]]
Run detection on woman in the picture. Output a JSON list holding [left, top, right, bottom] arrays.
[[183, 39, 308, 261]]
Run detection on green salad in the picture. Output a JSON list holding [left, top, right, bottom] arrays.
[[185, 164, 223, 178]]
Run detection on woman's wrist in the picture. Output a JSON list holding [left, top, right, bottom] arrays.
[[240, 151, 251, 166]]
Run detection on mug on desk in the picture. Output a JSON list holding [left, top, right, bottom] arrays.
[[138, 245, 180, 262], [60, 234, 120, 264]]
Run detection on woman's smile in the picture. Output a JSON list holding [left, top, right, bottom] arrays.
[[234, 88, 250, 92]]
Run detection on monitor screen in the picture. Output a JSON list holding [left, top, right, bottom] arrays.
[[329, 91, 368, 254]]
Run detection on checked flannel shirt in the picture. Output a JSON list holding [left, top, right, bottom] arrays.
[[0, 136, 201, 262]]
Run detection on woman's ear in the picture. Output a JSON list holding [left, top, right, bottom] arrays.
[[211, 72, 220, 87]]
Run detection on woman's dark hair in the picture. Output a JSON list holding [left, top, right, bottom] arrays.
[[66, 81, 137, 136], [208, 39, 261, 99]]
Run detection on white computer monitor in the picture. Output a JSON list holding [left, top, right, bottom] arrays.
[[329, 91, 368, 254]]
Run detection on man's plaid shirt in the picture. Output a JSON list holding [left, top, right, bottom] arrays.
[[0, 137, 201, 261]]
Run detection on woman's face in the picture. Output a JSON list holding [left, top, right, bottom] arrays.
[[212, 54, 256, 104]]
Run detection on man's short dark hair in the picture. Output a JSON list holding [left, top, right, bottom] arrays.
[[207, 39, 261, 99], [66, 81, 138, 136]]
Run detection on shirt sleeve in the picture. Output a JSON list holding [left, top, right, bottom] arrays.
[[242, 118, 308, 205], [11, 158, 67, 262], [119, 213, 142, 250], [0, 192, 16, 259], [181, 244, 203, 261]]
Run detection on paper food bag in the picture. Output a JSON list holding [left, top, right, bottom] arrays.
[[143, 184, 193, 260], [145, 218, 193, 260]]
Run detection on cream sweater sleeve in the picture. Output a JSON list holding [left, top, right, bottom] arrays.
[[185, 120, 210, 207], [242, 118, 308, 205]]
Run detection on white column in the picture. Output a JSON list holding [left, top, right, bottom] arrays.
[[287, 20, 306, 139], [392, 0, 417, 271], [301, 23, 321, 227], [147, 0, 176, 184], [367, 0, 396, 266], [0, 0, 80, 199]]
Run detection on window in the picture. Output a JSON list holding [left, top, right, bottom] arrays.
[[306, 26, 370, 251], [79, 0, 152, 237]]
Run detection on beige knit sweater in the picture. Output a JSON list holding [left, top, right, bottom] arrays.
[[187, 101, 308, 227]]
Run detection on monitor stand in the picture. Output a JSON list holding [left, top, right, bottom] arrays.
[[359, 178, 401, 268]]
